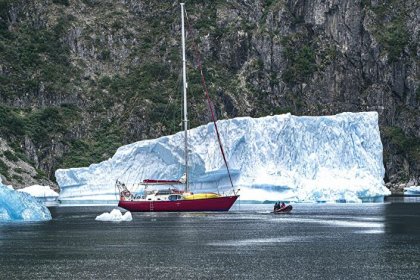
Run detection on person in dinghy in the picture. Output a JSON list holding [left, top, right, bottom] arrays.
[[274, 201, 293, 214]]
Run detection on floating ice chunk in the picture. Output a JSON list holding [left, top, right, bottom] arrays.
[[0, 180, 52, 222], [404, 186, 420, 195], [95, 209, 132, 222]]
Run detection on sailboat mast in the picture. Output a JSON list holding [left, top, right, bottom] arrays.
[[180, 3, 189, 193]]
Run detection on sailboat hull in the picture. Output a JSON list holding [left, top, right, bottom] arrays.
[[118, 195, 239, 212]]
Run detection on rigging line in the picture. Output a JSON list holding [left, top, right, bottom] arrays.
[[119, 69, 183, 186], [131, 166, 142, 186], [117, 147, 144, 187], [158, 69, 183, 134], [184, 8, 235, 193], [117, 161, 132, 182], [118, 160, 138, 189]]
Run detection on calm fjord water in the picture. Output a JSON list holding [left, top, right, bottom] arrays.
[[1, 203, 419, 280]]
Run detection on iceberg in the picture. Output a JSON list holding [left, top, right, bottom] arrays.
[[404, 186, 420, 195], [18, 185, 59, 206], [55, 112, 390, 204], [95, 209, 132, 222], [0, 178, 52, 222]]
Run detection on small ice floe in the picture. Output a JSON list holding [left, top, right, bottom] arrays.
[[95, 209, 132, 222], [404, 186, 420, 195]]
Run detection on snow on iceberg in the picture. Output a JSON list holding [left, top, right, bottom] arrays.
[[18, 185, 59, 198], [55, 112, 390, 203], [0, 178, 52, 222], [95, 209, 132, 222]]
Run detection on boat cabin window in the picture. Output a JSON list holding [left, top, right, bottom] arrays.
[[156, 189, 172, 195], [168, 195, 182, 201]]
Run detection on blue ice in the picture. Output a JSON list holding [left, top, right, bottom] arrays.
[[0, 181, 52, 222]]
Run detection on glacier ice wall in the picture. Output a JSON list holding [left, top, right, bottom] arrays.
[[0, 178, 52, 222], [55, 112, 390, 203]]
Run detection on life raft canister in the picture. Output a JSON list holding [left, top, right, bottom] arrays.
[[121, 190, 131, 200]]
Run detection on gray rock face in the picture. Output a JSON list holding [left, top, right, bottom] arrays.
[[0, 138, 55, 189], [0, 0, 418, 189]]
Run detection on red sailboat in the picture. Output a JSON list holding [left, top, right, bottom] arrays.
[[117, 3, 239, 212], [117, 178, 238, 212]]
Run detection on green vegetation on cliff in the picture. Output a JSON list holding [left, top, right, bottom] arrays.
[[0, 0, 418, 187]]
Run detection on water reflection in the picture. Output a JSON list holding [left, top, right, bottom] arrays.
[[384, 203, 420, 234], [0, 203, 419, 279]]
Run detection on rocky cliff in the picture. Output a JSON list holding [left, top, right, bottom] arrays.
[[0, 0, 418, 191]]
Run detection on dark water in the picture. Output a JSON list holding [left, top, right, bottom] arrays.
[[1, 203, 420, 280]]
